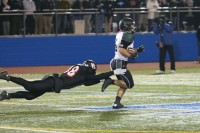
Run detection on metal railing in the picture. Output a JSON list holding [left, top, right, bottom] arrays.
[[0, 7, 200, 37]]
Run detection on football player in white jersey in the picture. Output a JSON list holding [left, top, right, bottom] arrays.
[[101, 17, 144, 109]]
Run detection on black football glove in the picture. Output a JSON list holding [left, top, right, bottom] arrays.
[[137, 45, 145, 53]]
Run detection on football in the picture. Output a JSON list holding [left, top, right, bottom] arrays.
[[127, 48, 138, 58], [128, 48, 135, 53]]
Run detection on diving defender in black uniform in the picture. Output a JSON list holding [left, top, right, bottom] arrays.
[[0, 60, 126, 101]]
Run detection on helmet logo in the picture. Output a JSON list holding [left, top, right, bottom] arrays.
[[91, 63, 96, 70], [83, 60, 97, 71]]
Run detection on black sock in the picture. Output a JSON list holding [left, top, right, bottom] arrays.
[[115, 96, 121, 103]]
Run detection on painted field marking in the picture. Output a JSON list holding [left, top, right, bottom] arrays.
[[135, 73, 200, 86], [1, 86, 200, 97], [0, 126, 199, 133], [83, 102, 200, 114]]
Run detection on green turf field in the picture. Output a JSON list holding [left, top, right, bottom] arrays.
[[0, 68, 200, 133]]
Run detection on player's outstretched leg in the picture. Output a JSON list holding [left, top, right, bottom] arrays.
[[0, 90, 10, 101], [0, 71, 10, 81], [101, 78, 113, 92]]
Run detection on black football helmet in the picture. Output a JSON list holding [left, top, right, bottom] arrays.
[[119, 17, 136, 33], [82, 60, 97, 74]]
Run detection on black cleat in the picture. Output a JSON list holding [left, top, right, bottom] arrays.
[[0, 90, 9, 101], [101, 78, 113, 92], [112, 102, 124, 109], [0, 71, 10, 81]]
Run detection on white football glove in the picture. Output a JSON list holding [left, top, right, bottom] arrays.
[[113, 69, 127, 75]]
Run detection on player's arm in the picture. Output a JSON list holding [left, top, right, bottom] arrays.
[[84, 69, 126, 86], [119, 47, 137, 58], [88, 69, 126, 80], [119, 31, 138, 58], [118, 43, 139, 58], [86, 71, 114, 82], [83, 71, 113, 86]]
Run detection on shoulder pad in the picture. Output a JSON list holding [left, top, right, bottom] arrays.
[[122, 31, 134, 44], [121, 31, 134, 48]]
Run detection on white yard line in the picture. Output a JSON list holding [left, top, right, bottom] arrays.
[[0, 126, 74, 133], [0, 126, 194, 133]]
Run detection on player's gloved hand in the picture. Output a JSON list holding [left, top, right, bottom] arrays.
[[137, 45, 145, 53], [113, 69, 127, 75]]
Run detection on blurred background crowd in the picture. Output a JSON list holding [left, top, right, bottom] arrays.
[[0, 0, 200, 36]]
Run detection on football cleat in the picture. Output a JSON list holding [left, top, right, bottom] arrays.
[[0, 71, 10, 81], [170, 70, 176, 73], [112, 102, 124, 109], [155, 70, 165, 74], [101, 78, 113, 92], [0, 90, 9, 101]]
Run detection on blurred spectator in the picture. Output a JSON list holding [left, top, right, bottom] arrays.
[[177, 0, 189, 31], [159, 0, 169, 7], [127, 0, 140, 31], [193, 0, 200, 29], [57, 0, 71, 34], [43, 0, 55, 34], [146, 0, 159, 32], [0, 0, 11, 35], [113, 0, 129, 23], [71, 0, 83, 33], [138, 0, 148, 32], [185, 0, 194, 31], [82, 0, 92, 33], [169, 0, 178, 30], [140, 0, 146, 7], [23, 0, 36, 35], [71, 0, 82, 18], [71, 0, 93, 33], [34, 0, 44, 34], [9, 0, 23, 35], [0, 0, 2, 35], [196, 25, 200, 63], [193, 0, 199, 5], [128, 0, 140, 8], [169, 0, 177, 7], [90, 0, 103, 33], [100, 0, 114, 33], [177, 0, 188, 7]]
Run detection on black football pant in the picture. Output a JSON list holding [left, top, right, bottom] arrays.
[[110, 59, 134, 88], [159, 45, 176, 71], [8, 76, 55, 100]]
